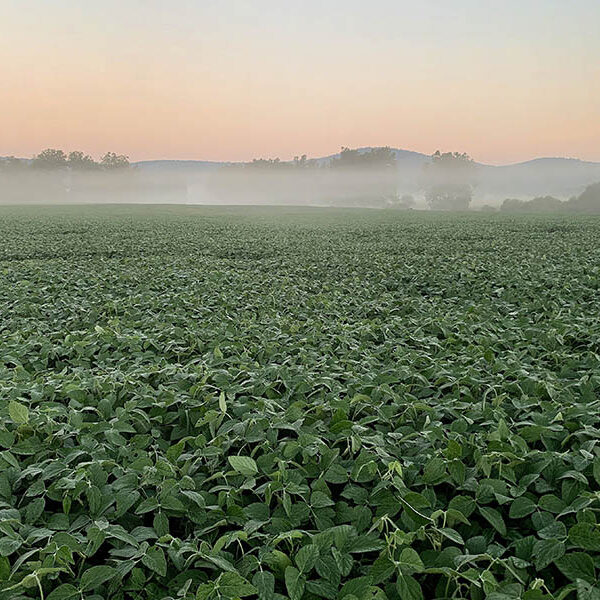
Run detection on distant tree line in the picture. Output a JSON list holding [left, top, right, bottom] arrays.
[[5, 146, 598, 212], [0, 149, 151, 204], [2, 146, 479, 210], [224, 147, 400, 171], [500, 183, 600, 214], [219, 147, 476, 210], [223, 154, 314, 171], [330, 147, 397, 170], [226, 147, 398, 171], [0, 149, 130, 172], [216, 147, 405, 207]]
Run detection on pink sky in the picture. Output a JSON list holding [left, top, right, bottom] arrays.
[[1, 1, 598, 165]]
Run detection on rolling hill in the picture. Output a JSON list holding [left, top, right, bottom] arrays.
[[133, 150, 600, 203]]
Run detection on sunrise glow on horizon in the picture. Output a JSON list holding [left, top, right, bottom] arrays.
[[1, 0, 598, 165]]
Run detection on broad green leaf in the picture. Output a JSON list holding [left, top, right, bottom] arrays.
[[0, 538, 22, 557], [228, 455, 258, 476], [218, 573, 256, 598], [569, 524, 600, 551], [538, 494, 566, 514], [142, 545, 167, 577], [396, 574, 423, 600], [509, 496, 536, 519], [296, 544, 319, 573], [285, 566, 305, 600], [439, 528, 464, 545], [479, 507, 506, 536], [556, 552, 596, 584], [339, 576, 372, 599], [252, 571, 275, 600], [422, 458, 446, 484], [153, 512, 169, 537], [534, 538, 565, 570], [307, 579, 338, 600], [264, 549, 292, 577], [398, 547, 424, 574], [196, 583, 216, 600], [47, 584, 79, 600], [219, 391, 227, 413], [311, 491, 335, 508], [80, 565, 118, 591], [324, 463, 348, 484], [8, 401, 29, 425], [135, 496, 160, 514]]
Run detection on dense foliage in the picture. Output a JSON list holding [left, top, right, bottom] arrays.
[[424, 152, 475, 211], [1, 206, 600, 600], [501, 184, 600, 214]]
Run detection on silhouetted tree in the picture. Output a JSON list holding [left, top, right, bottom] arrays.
[[293, 154, 308, 168], [223, 154, 317, 171], [32, 149, 68, 169], [246, 158, 285, 170], [330, 147, 396, 169], [101, 152, 130, 170], [424, 151, 476, 210], [68, 151, 98, 170]]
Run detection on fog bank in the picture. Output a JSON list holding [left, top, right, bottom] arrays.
[[2, 147, 600, 209]]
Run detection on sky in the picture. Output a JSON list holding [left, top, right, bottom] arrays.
[[0, 0, 598, 165]]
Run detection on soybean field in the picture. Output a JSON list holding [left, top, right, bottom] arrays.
[[1, 205, 600, 600]]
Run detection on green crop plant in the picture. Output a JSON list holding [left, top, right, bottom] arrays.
[[0, 205, 599, 599]]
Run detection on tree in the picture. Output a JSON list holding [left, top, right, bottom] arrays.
[[426, 183, 473, 211], [424, 151, 476, 210], [0, 156, 26, 172], [293, 154, 308, 168], [528, 195, 564, 212], [68, 151, 98, 170], [330, 147, 396, 169], [500, 198, 527, 212], [501, 196, 564, 213], [567, 182, 600, 213], [32, 149, 67, 169], [327, 147, 398, 207], [246, 157, 284, 170], [101, 152, 130, 170]]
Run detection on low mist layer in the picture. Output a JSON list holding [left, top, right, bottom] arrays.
[[2, 147, 600, 211]]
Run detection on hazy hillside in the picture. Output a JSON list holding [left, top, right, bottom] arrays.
[[134, 148, 430, 170], [134, 159, 226, 172], [133, 150, 600, 204], [477, 158, 600, 203], [5, 150, 599, 206]]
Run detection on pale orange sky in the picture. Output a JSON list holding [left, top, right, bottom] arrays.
[[1, 0, 598, 164]]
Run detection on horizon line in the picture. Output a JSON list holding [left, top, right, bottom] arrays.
[[2, 148, 599, 168]]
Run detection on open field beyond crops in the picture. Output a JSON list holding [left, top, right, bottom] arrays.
[[1, 205, 600, 600]]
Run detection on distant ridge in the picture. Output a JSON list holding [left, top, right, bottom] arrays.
[[132, 150, 600, 201], [4, 150, 599, 202], [491, 157, 600, 169], [134, 159, 227, 171], [4, 149, 598, 170], [132, 149, 599, 171]]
